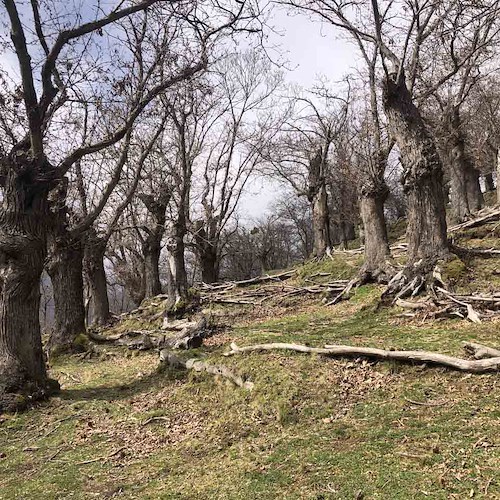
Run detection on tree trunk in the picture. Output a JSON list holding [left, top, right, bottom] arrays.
[[199, 246, 218, 284], [383, 73, 449, 266], [84, 234, 110, 326], [497, 148, 500, 206], [166, 221, 188, 304], [359, 181, 392, 282], [484, 172, 495, 192], [311, 184, 331, 257], [193, 220, 219, 284], [466, 165, 483, 213], [46, 230, 86, 355], [446, 106, 471, 223], [143, 233, 162, 299], [0, 157, 58, 411]]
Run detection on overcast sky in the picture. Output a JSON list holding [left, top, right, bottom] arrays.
[[239, 8, 359, 221]]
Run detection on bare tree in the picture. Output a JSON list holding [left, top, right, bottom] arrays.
[[419, 4, 500, 221], [191, 51, 282, 283], [0, 0, 262, 410], [263, 88, 349, 258]]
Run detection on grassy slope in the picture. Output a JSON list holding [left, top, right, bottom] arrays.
[[1, 223, 500, 499]]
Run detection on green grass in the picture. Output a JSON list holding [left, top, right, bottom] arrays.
[[2, 220, 500, 499], [2, 288, 500, 499]]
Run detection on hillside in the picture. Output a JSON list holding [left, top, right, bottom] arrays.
[[1, 215, 500, 499]]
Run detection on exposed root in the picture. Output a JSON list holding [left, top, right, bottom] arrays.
[[0, 377, 60, 413], [381, 258, 448, 304], [88, 314, 211, 351], [224, 341, 500, 373], [326, 260, 396, 306], [450, 244, 500, 258], [159, 350, 254, 390]]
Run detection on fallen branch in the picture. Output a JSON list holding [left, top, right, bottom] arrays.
[[450, 244, 500, 258], [88, 315, 210, 350], [448, 208, 500, 233], [75, 447, 125, 466], [463, 342, 500, 359], [224, 342, 500, 373], [159, 350, 254, 390]]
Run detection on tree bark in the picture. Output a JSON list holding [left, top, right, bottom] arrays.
[[84, 233, 110, 326], [193, 219, 219, 284], [0, 155, 58, 411], [45, 178, 86, 355], [166, 220, 188, 304], [307, 150, 331, 258], [311, 184, 331, 257], [143, 233, 162, 299], [484, 172, 495, 192], [446, 106, 471, 223], [383, 73, 449, 265], [46, 230, 86, 355], [359, 181, 392, 282], [497, 148, 500, 206], [465, 164, 483, 212]]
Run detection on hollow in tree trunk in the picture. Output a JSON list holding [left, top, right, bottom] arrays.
[[0, 154, 59, 411], [382, 73, 449, 297], [84, 232, 110, 326], [484, 172, 494, 192]]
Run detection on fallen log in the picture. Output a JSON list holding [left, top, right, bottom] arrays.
[[159, 350, 254, 390], [224, 342, 500, 373], [87, 315, 210, 350], [448, 209, 500, 233], [463, 342, 500, 359]]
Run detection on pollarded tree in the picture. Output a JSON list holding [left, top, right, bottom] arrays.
[[191, 50, 283, 283], [280, 0, 499, 295], [417, 4, 500, 222], [0, 0, 262, 411], [262, 88, 349, 258]]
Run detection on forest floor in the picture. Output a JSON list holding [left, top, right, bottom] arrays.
[[1, 213, 500, 499]]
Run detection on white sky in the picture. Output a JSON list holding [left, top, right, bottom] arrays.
[[239, 8, 360, 221]]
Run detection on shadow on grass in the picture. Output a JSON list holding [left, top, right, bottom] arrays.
[[58, 366, 187, 403]]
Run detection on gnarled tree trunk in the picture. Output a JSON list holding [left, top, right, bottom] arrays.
[[446, 105, 471, 223], [0, 156, 58, 411], [307, 150, 331, 258], [382, 73, 448, 299], [193, 219, 219, 284], [84, 233, 110, 326], [46, 179, 86, 355], [383, 74, 449, 264], [310, 185, 331, 258]]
